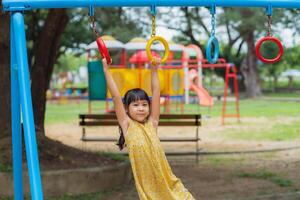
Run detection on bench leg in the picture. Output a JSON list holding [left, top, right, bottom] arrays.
[[196, 126, 199, 164], [88, 101, 92, 114], [82, 127, 86, 151]]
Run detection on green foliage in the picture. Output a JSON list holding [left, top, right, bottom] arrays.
[[24, 10, 49, 68], [60, 9, 93, 53], [219, 8, 285, 60], [25, 8, 143, 71], [61, 8, 143, 51], [54, 53, 86, 74], [259, 44, 300, 90], [94, 8, 143, 43], [53, 8, 144, 73], [221, 8, 285, 38], [281, 45, 300, 70], [237, 169, 294, 187], [282, 9, 300, 35]]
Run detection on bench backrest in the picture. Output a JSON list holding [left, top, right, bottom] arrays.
[[79, 114, 201, 126]]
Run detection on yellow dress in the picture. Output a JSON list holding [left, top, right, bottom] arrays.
[[125, 119, 195, 200]]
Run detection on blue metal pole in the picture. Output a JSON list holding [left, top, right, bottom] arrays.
[[10, 12, 24, 200], [3, 0, 300, 11], [12, 12, 44, 200]]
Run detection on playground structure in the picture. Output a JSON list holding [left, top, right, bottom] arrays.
[[3, 0, 297, 199], [86, 36, 239, 123], [46, 71, 88, 104], [87, 36, 185, 113]]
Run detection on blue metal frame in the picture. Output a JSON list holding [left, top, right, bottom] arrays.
[[10, 14, 23, 200], [2, 0, 300, 199], [11, 12, 44, 200], [3, 0, 300, 10]]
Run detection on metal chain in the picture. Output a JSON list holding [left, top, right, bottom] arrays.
[[89, 16, 100, 38], [151, 14, 156, 37], [211, 14, 216, 36], [267, 15, 272, 36]]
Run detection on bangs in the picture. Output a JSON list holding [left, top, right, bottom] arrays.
[[128, 91, 148, 102], [123, 88, 150, 106]]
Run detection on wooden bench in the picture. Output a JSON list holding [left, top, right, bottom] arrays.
[[79, 114, 201, 161]]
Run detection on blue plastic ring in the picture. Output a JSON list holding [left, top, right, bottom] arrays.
[[206, 36, 219, 64]]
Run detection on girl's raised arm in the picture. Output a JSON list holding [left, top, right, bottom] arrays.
[[150, 58, 161, 128], [102, 58, 129, 131]]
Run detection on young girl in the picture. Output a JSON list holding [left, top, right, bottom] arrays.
[[102, 58, 195, 200]]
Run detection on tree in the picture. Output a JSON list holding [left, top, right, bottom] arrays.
[[0, 3, 11, 154], [31, 9, 69, 134], [259, 40, 286, 91], [54, 53, 86, 75], [152, 7, 289, 97], [277, 45, 300, 90], [23, 8, 144, 134], [0, 7, 143, 167]]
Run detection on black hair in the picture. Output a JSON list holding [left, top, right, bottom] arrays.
[[116, 88, 151, 150]]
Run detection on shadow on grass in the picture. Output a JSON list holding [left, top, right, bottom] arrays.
[[237, 169, 294, 187]]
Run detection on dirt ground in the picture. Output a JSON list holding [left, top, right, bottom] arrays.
[[45, 117, 300, 200]]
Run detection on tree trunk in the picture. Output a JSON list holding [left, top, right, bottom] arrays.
[[0, 3, 13, 165], [0, 6, 120, 170], [240, 32, 262, 98], [288, 76, 293, 91], [0, 6, 11, 140], [31, 9, 69, 135], [273, 76, 278, 92]]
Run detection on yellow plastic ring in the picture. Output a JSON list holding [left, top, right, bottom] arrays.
[[146, 36, 169, 65]]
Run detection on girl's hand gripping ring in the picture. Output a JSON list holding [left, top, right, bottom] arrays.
[[146, 36, 169, 65], [96, 37, 112, 65]]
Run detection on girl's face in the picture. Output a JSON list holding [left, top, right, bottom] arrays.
[[128, 100, 150, 123]]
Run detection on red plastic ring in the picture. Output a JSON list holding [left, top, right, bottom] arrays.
[[255, 36, 284, 64], [96, 37, 112, 65]]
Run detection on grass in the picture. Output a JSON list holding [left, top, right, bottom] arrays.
[[45, 97, 300, 142], [45, 101, 106, 124], [223, 119, 300, 141], [165, 98, 300, 118], [237, 169, 294, 187], [46, 98, 300, 125], [204, 155, 246, 167], [98, 152, 128, 162], [262, 77, 300, 89], [45, 192, 107, 200], [263, 92, 300, 98], [238, 100, 300, 118]]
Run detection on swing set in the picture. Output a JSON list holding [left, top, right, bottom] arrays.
[[3, 0, 298, 199]]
